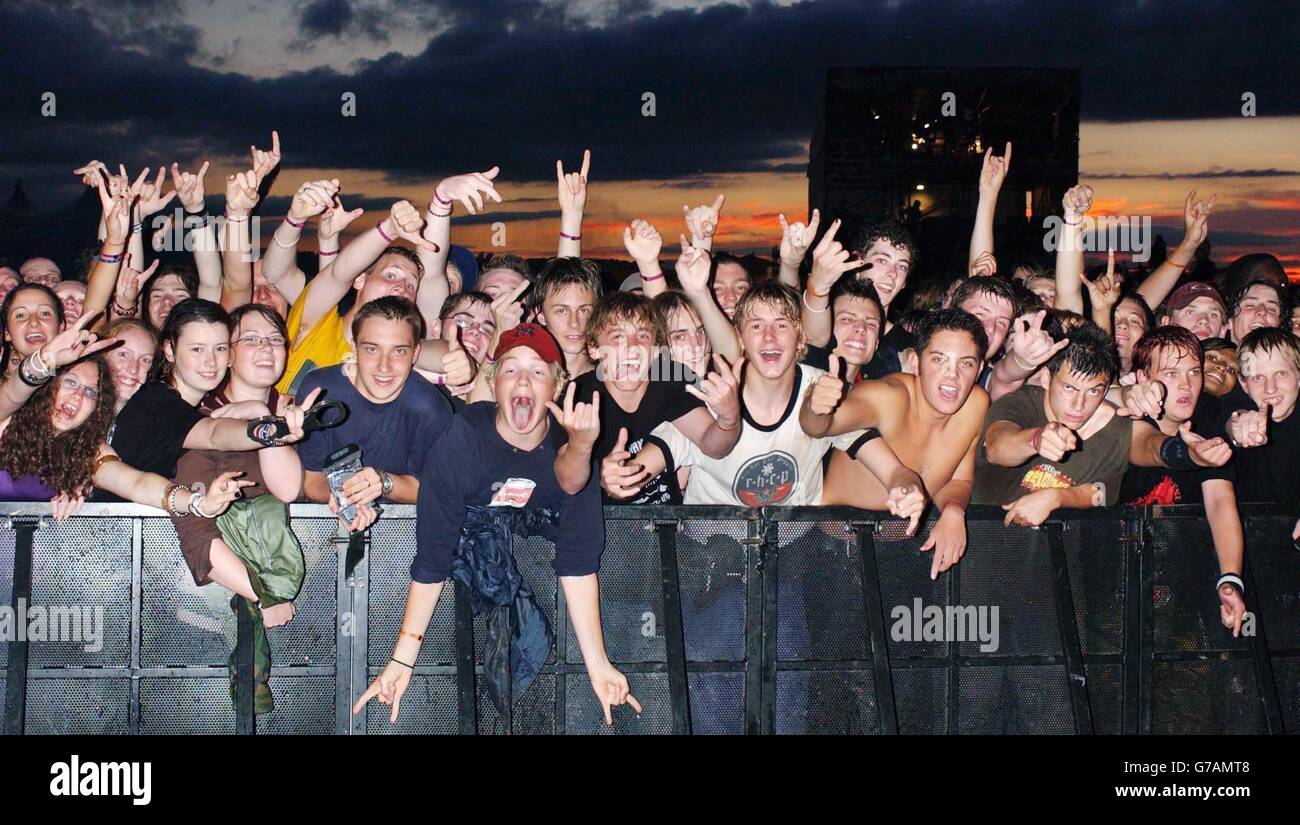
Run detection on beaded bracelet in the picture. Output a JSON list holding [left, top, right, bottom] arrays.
[[376, 220, 395, 243], [429, 209, 452, 219], [110, 295, 137, 317]]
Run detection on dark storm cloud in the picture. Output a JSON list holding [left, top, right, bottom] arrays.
[[1086, 168, 1300, 180], [1, 0, 1297, 202]]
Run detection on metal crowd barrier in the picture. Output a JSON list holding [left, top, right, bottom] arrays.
[[1, 502, 1296, 735]]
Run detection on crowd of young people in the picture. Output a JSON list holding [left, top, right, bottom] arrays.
[[1, 136, 1296, 725]]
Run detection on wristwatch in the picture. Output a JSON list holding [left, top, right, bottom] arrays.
[[380, 470, 394, 498]]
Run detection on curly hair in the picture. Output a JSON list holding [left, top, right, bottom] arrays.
[[0, 356, 117, 496]]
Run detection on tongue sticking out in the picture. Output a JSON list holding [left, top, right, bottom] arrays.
[[511, 397, 533, 430]]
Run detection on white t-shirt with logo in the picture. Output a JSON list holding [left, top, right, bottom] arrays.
[[650, 363, 865, 506]]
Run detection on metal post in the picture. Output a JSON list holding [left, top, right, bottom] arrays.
[[655, 522, 691, 735], [759, 517, 778, 736], [453, 583, 478, 736], [2, 518, 36, 736], [742, 515, 765, 736], [1241, 523, 1285, 735], [1121, 515, 1143, 735], [1045, 522, 1094, 735], [233, 597, 256, 735], [853, 522, 899, 735], [1137, 511, 1154, 735]]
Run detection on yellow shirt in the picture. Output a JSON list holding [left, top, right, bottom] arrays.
[[277, 285, 353, 396]]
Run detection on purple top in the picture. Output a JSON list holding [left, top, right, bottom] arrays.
[[0, 470, 55, 501]]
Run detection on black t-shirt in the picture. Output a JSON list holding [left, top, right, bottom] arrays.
[[1223, 396, 1300, 507], [574, 356, 704, 504], [296, 366, 454, 477], [1118, 394, 1233, 505], [803, 338, 895, 381], [111, 382, 205, 478]]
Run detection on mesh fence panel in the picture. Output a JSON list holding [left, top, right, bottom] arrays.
[[25, 677, 130, 735], [139, 677, 235, 735], [958, 665, 1074, 734], [1243, 515, 1300, 652], [368, 517, 457, 666], [364, 673, 458, 734], [878, 518, 950, 659], [1151, 519, 1250, 654], [476, 673, 555, 735], [272, 517, 338, 667], [1273, 658, 1299, 735], [141, 518, 230, 667], [563, 672, 672, 735], [260, 675, 335, 735], [775, 670, 879, 734], [1065, 519, 1128, 657], [686, 671, 744, 735], [30, 517, 132, 667], [1085, 663, 1123, 735], [890, 666, 947, 734], [568, 520, 664, 664], [959, 522, 1059, 657], [775, 521, 868, 661], [1151, 660, 1266, 734], [678, 522, 747, 662]]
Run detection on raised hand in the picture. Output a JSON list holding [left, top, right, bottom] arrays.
[[779, 209, 821, 269], [103, 191, 133, 246], [49, 491, 86, 523], [440, 331, 476, 387], [556, 149, 591, 215], [920, 507, 967, 580], [386, 200, 438, 252], [318, 194, 365, 241], [623, 219, 662, 264], [115, 255, 158, 313], [886, 483, 927, 537], [1227, 406, 1269, 448], [129, 166, 176, 223], [1181, 421, 1232, 467], [490, 279, 529, 336], [225, 169, 260, 217], [40, 310, 119, 368], [545, 383, 601, 452], [600, 427, 652, 499], [808, 218, 862, 296], [807, 354, 849, 415], [249, 130, 281, 186], [588, 660, 642, 726], [275, 386, 323, 445], [978, 142, 1012, 195], [683, 194, 725, 244], [198, 471, 256, 517], [352, 659, 413, 723], [434, 166, 502, 216], [1182, 187, 1216, 249], [684, 354, 743, 429], [1084, 248, 1122, 312], [1034, 421, 1078, 462], [674, 236, 712, 295], [74, 161, 114, 215], [171, 161, 210, 214], [1115, 380, 1166, 419], [288, 179, 341, 223], [1219, 582, 1247, 638], [968, 250, 998, 279], [1002, 489, 1060, 528], [1009, 310, 1068, 371], [1062, 184, 1094, 222]]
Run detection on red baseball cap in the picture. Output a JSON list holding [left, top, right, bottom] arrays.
[[492, 322, 563, 366], [1166, 281, 1226, 315]]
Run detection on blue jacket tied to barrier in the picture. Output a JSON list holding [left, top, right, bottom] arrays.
[[452, 504, 559, 716]]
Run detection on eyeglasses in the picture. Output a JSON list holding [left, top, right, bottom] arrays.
[[233, 334, 288, 349], [451, 314, 496, 336], [59, 375, 100, 403]]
